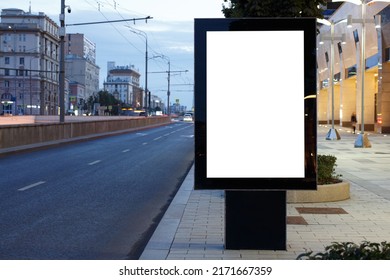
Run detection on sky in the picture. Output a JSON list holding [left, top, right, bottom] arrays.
[[1, 0, 225, 109]]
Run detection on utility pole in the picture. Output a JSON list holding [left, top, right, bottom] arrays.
[[149, 68, 188, 115], [59, 0, 67, 123]]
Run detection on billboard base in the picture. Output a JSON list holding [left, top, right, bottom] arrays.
[[225, 191, 286, 250]]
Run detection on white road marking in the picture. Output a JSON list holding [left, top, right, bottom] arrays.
[[153, 136, 162, 141], [122, 149, 130, 153], [181, 135, 194, 138], [136, 133, 147, 136], [142, 142, 148, 145], [18, 181, 46, 191], [88, 160, 102, 165]]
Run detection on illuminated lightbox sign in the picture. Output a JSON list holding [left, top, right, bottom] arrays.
[[194, 18, 317, 190]]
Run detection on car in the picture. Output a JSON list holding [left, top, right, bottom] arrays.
[[183, 114, 193, 122]]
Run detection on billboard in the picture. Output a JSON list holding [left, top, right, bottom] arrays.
[[194, 18, 317, 190]]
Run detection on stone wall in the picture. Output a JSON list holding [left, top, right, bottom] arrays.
[[0, 116, 171, 149]]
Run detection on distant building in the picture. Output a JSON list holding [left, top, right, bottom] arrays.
[[65, 33, 96, 64], [0, 8, 61, 115], [150, 94, 164, 114], [68, 82, 85, 115], [170, 101, 187, 115], [64, 33, 99, 112], [103, 62, 142, 108]]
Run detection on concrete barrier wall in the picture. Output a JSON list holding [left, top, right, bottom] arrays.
[[0, 116, 171, 149]]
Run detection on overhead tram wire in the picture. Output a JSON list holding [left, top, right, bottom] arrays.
[[98, 1, 179, 72], [90, 0, 187, 75], [80, 0, 191, 103], [80, 0, 149, 55], [84, 0, 171, 65]]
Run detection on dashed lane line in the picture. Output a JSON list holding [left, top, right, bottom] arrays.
[[18, 181, 46, 191], [88, 160, 102, 165]]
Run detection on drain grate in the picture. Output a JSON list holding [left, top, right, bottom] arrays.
[[287, 216, 308, 225], [296, 207, 348, 214]]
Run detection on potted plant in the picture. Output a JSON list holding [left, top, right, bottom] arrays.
[[317, 154, 342, 185], [287, 154, 350, 203]]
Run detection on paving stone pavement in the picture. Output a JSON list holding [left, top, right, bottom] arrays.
[[140, 125, 390, 260]]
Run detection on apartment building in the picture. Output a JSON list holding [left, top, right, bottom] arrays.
[[65, 33, 99, 114], [0, 8, 60, 115], [103, 61, 142, 108]]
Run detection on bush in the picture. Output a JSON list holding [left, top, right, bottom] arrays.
[[318, 154, 342, 185], [297, 241, 390, 260]]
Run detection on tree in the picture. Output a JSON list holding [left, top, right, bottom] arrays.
[[96, 90, 118, 107], [86, 90, 122, 115], [222, 0, 327, 18]]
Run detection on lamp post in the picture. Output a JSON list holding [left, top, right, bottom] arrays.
[[318, 18, 346, 140], [347, 1, 372, 147], [126, 27, 149, 116], [59, 0, 67, 123], [148, 53, 189, 116], [148, 54, 171, 116], [159, 55, 171, 115]]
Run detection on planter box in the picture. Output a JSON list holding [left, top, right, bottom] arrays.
[[287, 181, 350, 203]]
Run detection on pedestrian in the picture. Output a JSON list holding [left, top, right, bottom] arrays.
[[351, 112, 357, 134]]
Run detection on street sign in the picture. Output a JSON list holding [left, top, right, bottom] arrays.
[[194, 18, 317, 190]]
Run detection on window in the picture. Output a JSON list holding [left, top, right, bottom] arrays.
[[4, 80, 10, 87], [353, 29, 359, 48], [5, 57, 10, 64], [18, 34, 26, 42], [337, 42, 343, 55], [5, 69, 10, 76], [20, 57, 25, 65]]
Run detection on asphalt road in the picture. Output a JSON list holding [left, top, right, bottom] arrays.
[[0, 121, 194, 259]]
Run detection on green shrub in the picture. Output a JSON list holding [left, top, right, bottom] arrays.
[[297, 241, 390, 260], [318, 154, 342, 185]]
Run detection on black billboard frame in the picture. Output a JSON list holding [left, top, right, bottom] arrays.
[[194, 18, 317, 191]]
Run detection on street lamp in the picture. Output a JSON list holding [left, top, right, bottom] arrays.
[[126, 26, 149, 116], [158, 55, 172, 115], [318, 18, 347, 140], [59, 1, 71, 123]]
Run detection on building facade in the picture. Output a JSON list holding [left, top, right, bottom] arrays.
[[150, 94, 164, 114], [103, 62, 142, 108], [68, 81, 86, 115], [0, 8, 61, 115], [317, 2, 390, 133], [64, 33, 99, 114]]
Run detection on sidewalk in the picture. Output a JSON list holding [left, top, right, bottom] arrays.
[[140, 125, 390, 259]]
